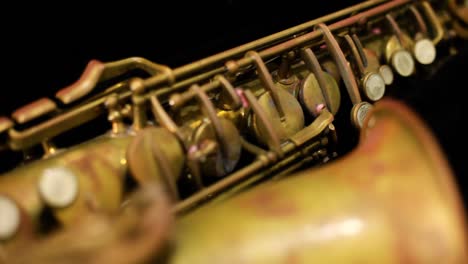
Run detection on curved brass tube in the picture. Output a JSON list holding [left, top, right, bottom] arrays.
[[170, 99, 467, 263]]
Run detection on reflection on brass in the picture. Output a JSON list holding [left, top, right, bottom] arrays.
[[11, 98, 57, 125], [129, 78, 148, 131], [1, 0, 467, 262], [378, 65, 394, 85], [55, 57, 173, 104], [385, 35, 415, 77], [0, 117, 13, 151], [127, 128, 183, 201]]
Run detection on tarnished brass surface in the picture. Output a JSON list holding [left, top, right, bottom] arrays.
[[299, 72, 340, 115], [300, 48, 340, 115], [2, 183, 173, 264], [170, 100, 467, 263], [351, 101, 374, 128], [385, 34, 415, 77], [0, 134, 130, 236], [0, 0, 466, 262], [252, 88, 305, 146], [126, 127, 184, 192]]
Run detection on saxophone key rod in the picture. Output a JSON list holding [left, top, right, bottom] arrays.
[[231, 0, 411, 74], [142, 0, 406, 91], [169, 75, 241, 110], [7, 0, 414, 151]]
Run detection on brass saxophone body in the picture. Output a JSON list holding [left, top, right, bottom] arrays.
[[0, 0, 467, 263]]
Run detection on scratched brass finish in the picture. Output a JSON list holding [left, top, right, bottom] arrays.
[[171, 100, 467, 263], [1, 0, 467, 263], [191, 119, 241, 179]]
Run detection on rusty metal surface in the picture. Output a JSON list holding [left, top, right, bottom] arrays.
[[170, 100, 467, 263]]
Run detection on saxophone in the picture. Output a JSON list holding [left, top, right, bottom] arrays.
[[0, 0, 467, 263]]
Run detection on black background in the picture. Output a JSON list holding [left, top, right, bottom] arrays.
[[1, 1, 467, 208]]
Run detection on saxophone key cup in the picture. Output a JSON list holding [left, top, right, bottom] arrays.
[[299, 72, 340, 116], [189, 85, 242, 179], [385, 14, 416, 77], [250, 88, 305, 145], [126, 127, 185, 199], [345, 34, 386, 102], [243, 52, 304, 146], [273, 51, 301, 97], [408, 5, 437, 65], [190, 120, 241, 179], [38, 167, 79, 209], [0, 195, 34, 244], [361, 47, 393, 86], [361, 72, 386, 101], [299, 48, 341, 116]]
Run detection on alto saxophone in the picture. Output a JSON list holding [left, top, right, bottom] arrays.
[[0, 0, 467, 263]]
